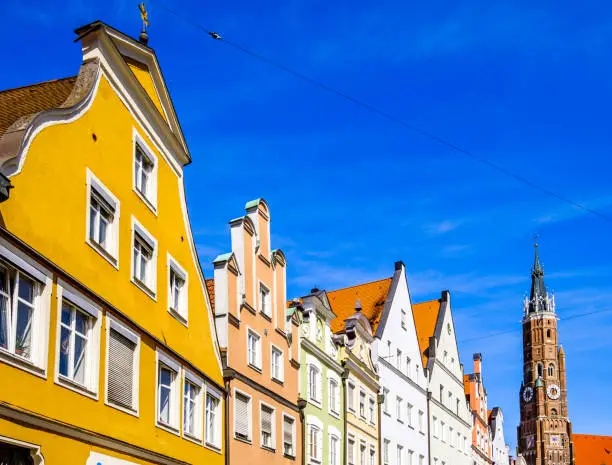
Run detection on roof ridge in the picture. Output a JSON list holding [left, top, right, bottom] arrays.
[[327, 276, 392, 294], [0, 76, 77, 96], [412, 297, 441, 306]]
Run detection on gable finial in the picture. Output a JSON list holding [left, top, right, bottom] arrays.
[[138, 2, 149, 45]]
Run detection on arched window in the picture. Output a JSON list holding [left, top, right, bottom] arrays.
[[526, 367, 532, 382], [537, 363, 543, 378], [548, 363, 555, 377], [551, 408, 558, 416], [546, 329, 552, 339]]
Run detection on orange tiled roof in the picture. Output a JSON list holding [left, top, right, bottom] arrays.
[[464, 374, 471, 395], [328, 277, 392, 334], [206, 279, 215, 313], [0, 76, 77, 138], [412, 298, 442, 368], [574, 434, 612, 465]]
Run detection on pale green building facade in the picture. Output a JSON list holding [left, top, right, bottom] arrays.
[[294, 289, 345, 465]]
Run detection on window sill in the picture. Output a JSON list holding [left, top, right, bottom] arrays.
[[248, 363, 262, 374], [86, 239, 118, 269], [131, 277, 157, 301], [182, 432, 203, 446], [383, 410, 391, 417], [261, 445, 276, 453], [272, 377, 284, 386], [0, 348, 46, 379], [105, 399, 139, 417], [133, 187, 158, 216], [56, 374, 98, 400], [169, 307, 188, 327], [259, 311, 272, 322], [329, 410, 341, 420], [205, 442, 222, 454], [156, 421, 180, 437], [283, 453, 296, 460], [308, 398, 322, 409], [234, 435, 252, 445]]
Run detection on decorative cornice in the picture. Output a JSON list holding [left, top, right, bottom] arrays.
[[301, 339, 343, 374], [378, 357, 427, 396], [224, 369, 299, 412]]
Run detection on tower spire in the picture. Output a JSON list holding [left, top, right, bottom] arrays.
[[527, 239, 552, 314]]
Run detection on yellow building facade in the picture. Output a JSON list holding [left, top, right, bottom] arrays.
[[0, 22, 224, 464]]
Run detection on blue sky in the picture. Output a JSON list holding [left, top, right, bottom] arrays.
[[2, 0, 612, 452]]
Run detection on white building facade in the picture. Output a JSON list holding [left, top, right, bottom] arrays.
[[489, 407, 510, 465], [413, 291, 472, 465], [372, 262, 429, 465]]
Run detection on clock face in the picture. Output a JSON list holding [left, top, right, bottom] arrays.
[[550, 435, 561, 446], [523, 386, 534, 402], [547, 384, 561, 400]]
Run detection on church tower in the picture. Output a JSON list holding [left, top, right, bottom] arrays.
[[517, 243, 574, 465]]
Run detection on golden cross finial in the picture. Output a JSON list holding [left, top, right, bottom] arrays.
[[138, 2, 149, 30]]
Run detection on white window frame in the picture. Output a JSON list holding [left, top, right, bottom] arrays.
[[85, 169, 120, 267], [329, 377, 340, 415], [104, 315, 140, 416], [347, 381, 355, 412], [205, 384, 222, 449], [418, 410, 425, 433], [347, 435, 356, 465], [247, 327, 262, 370], [383, 388, 390, 415], [406, 402, 413, 427], [383, 438, 390, 465], [282, 413, 297, 458], [368, 396, 376, 425], [132, 129, 158, 212], [308, 364, 321, 405], [397, 445, 403, 465], [330, 433, 340, 465], [131, 216, 158, 298], [167, 254, 188, 324], [233, 388, 253, 442], [396, 396, 403, 422], [54, 281, 101, 398], [182, 369, 203, 443], [359, 389, 366, 419], [308, 423, 322, 463], [396, 349, 402, 370], [259, 281, 272, 317], [259, 401, 276, 450], [370, 445, 376, 465], [156, 349, 181, 434], [271, 344, 284, 382]]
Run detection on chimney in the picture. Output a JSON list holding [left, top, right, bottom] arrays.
[[473, 353, 482, 375], [355, 299, 362, 312], [394, 261, 404, 271]]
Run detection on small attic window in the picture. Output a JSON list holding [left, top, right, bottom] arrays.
[[133, 130, 158, 212]]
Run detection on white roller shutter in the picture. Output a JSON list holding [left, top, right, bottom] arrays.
[[107, 328, 136, 409], [234, 392, 250, 439]]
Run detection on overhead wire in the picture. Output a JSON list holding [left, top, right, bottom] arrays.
[[150, 0, 612, 223]]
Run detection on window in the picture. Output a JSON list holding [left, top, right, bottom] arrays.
[[406, 356, 411, 377], [157, 355, 180, 430], [401, 309, 407, 329], [396, 396, 403, 422], [329, 378, 339, 414], [308, 425, 322, 463], [397, 445, 403, 465], [406, 403, 413, 426], [58, 301, 92, 387], [261, 404, 275, 449], [433, 417, 438, 437], [308, 365, 321, 403], [443, 350, 448, 363], [330, 434, 340, 465], [418, 410, 424, 432], [396, 349, 402, 370], [168, 256, 187, 321], [408, 450, 414, 465], [369, 397, 376, 424], [347, 382, 355, 412], [419, 455, 424, 465], [359, 390, 366, 418], [537, 362, 543, 378], [259, 283, 271, 317], [183, 378, 201, 439], [548, 363, 555, 377], [383, 439, 390, 465], [234, 391, 251, 441], [448, 392, 452, 408], [546, 329, 552, 339], [457, 398, 460, 415], [106, 320, 139, 412], [451, 357, 455, 371], [271, 346, 283, 381], [283, 415, 295, 457], [131, 219, 157, 295], [205, 389, 221, 447], [441, 421, 446, 442], [133, 138, 157, 208], [449, 426, 454, 447], [415, 364, 419, 383], [383, 388, 390, 414], [247, 329, 261, 369], [348, 436, 355, 465], [439, 385, 444, 403], [457, 432, 461, 450], [370, 446, 376, 465], [360, 442, 366, 465]]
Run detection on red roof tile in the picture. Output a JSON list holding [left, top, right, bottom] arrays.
[[412, 298, 442, 368], [0, 77, 77, 138], [327, 277, 392, 334], [574, 434, 612, 465], [206, 279, 215, 313]]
